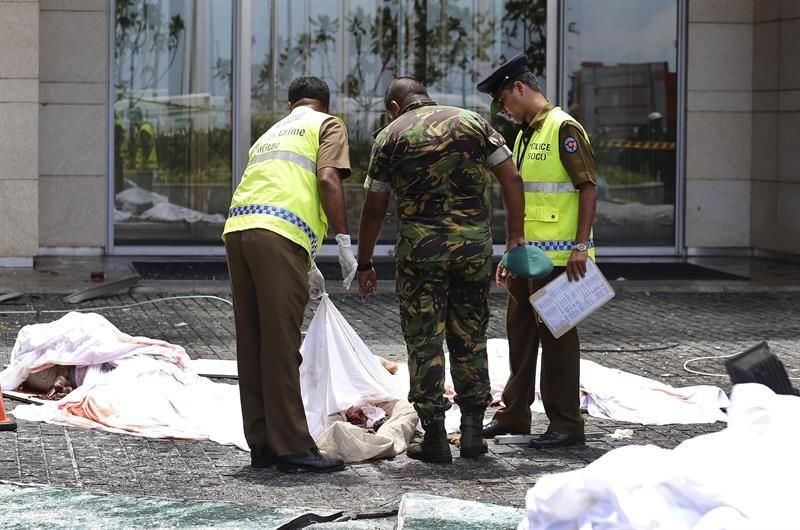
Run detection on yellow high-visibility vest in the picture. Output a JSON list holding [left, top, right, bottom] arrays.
[[135, 123, 158, 170], [222, 106, 334, 259], [513, 106, 595, 266]]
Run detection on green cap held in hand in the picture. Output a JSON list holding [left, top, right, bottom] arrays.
[[502, 245, 554, 279]]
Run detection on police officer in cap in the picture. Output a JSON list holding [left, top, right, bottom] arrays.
[[477, 53, 599, 449]]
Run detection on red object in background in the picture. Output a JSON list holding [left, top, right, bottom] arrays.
[[90, 271, 106, 282], [0, 390, 17, 431]]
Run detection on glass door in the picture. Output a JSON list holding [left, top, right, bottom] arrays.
[[560, 0, 681, 253], [112, 0, 233, 249]]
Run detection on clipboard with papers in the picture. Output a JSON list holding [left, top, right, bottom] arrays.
[[528, 259, 615, 339]]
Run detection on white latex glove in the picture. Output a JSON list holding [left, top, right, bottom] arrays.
[[308, 261, 325, 299], [335, 233, 358, 289]]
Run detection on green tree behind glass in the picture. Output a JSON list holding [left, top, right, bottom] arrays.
[[115, 0, 185, 109]]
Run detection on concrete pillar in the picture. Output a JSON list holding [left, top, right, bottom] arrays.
[[750, 0, 800, 255], [38, 0, 108, 253], [685, 0, 754, 250], [0, 0, 40, 267]]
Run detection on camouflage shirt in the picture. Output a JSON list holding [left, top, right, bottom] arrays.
[[365, 100, 511, 262]]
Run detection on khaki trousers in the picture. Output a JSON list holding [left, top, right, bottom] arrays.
[[224, 229, 315, 456], [493, 268, 585, 437]]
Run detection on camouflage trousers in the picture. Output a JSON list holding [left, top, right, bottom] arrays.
[[396, 256, 492, 423]]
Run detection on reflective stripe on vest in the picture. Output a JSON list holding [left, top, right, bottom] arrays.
[[223, 106, 335, 258], [228, 204, 319, 256], [247, 150, 317, 173], [523, 182, 577, 194], [515, 106, 595, 266]]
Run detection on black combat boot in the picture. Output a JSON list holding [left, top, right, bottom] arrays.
[[460, 410, 489, 459], [407, 419, 452, 464]]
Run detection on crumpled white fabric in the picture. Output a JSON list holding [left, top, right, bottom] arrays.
[[317, 399, 417, 463], [2, 302, 416, 462], [140, 202, 226, 224], [577, 358, 728, 425], [518, 384, 800, 530], [13, 355, 247, 449], [0, 312, 189, 392], [300, 294, 408, 440], [2, 312, 247, 450], [115, 186, 167, 212]]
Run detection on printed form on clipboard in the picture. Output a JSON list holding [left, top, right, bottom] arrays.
[[528, 259, 615, 339]]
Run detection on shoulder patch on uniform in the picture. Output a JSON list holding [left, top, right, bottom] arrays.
[[563, 136, 578, 153]]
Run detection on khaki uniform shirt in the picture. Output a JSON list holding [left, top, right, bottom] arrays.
[[318, 117, 351, 176]]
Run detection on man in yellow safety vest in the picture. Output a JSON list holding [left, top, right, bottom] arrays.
[[135, 122, 158, 171], [223, 76, 356, 473], [477, 54, 599, 449]]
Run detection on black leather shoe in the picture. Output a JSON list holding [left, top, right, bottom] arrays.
[[250, 446, 276, 469], [276, 448, 345, 473], [528, 431, 585, 449], [482, 419, 529, 439]]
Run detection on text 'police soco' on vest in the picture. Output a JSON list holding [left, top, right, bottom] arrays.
[[527, 142, 551, 161]]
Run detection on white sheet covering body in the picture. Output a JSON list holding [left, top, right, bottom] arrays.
[[299, 294, 407, 440], [519, 384, 800, 530], [2, 307, 726, 458], [0, 311, 189, 391], [300, 295, 415, 460], [2, 312, 248, 449], [486, 339, 728, 426], [2, 301, 417, 462]]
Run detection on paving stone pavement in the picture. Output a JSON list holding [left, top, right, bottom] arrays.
[[0, 290, 798, 514]]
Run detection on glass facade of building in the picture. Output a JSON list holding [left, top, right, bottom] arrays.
[[562, 0, 679, 247], [112, 0, 679, 253], [113, 0, 234, 245]]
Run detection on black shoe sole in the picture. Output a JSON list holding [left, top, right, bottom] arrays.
[[276, 462, 346, 474], [407, 451, 453, 464], [482, 428, 530, 439]]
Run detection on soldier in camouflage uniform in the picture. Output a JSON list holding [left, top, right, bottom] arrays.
[[355, 77, 527, 463]]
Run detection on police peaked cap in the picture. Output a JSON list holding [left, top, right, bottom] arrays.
[[476, 53, 535, 100]]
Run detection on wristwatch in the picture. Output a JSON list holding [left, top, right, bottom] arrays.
[[574, 242, 589, 252], [357, 260, 374, 272]]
